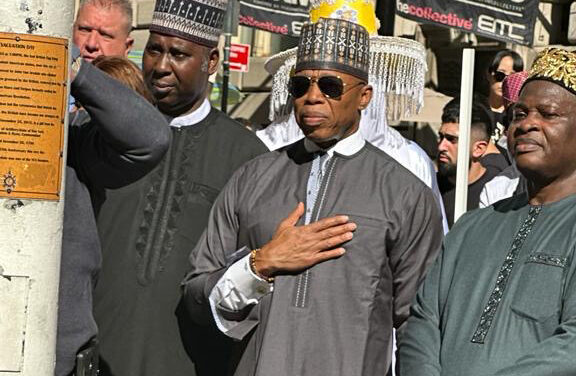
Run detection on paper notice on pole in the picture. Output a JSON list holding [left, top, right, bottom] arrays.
[[0, 32, 68, 200]]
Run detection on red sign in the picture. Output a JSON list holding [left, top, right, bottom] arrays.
[[239, 0, 309, 36], [229, 43, 250, 72]]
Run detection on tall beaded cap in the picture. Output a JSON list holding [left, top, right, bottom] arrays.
[[524, 48, 576, 96], [265, 0, 427, 124], [150, 0, 227, 48]]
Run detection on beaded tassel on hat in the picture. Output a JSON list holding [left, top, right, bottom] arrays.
[[267, 48, 297, 122], [367, 36, 426, 123]]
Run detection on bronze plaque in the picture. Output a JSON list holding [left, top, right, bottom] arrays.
[[0, 32, 68, 200]]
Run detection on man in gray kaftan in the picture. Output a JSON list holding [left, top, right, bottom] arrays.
[[182, 14, 443, 376], [398, 48, 576, 376]]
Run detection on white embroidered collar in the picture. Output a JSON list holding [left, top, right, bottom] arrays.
[[304, 129, 366, 158]]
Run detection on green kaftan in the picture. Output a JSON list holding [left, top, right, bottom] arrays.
[[398, 194, 576, 376]]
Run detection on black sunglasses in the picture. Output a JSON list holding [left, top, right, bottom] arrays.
[[492, 71, 508, 82], [289, 75, 365, 99]]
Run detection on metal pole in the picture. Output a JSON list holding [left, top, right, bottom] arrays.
[[221, 32, 231, 114], [220, 0, 239, 114], [0, 0, 73, 375], [454, 48, 475, 223]]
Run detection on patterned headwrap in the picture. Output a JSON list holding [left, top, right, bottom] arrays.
[[502, 71, 529, 107], [295, 17, 370, 81], [150, 0, 227, 48], [524, 48, 576, 95]]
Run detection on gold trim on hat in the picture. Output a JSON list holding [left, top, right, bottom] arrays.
[[529, 48, 576, 94], [309, 0, 379, 35]]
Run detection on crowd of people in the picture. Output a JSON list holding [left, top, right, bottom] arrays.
[[42, 0, 576, 375]]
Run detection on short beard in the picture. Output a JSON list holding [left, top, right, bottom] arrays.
[[438, 162, 457, 179]]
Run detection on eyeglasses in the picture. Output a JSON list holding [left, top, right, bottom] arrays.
[[492, 71, 508, 82], [288, 75, 365, 99]]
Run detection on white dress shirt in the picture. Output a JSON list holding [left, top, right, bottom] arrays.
[[168, 98, 211, 128]]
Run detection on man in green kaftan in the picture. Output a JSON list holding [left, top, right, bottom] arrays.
[[397, 47, 576, 376]]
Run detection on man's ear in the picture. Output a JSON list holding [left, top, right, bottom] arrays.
[[471, 140, 488, 159], [358, 84, 373, 111], [125, 37, 134, 55], [208, 48, 220, 75]]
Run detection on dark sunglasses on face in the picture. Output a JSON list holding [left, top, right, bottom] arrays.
[[492, 71, 508, 82], [289, 75, 365, 99]]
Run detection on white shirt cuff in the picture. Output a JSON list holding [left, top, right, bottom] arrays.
[[209, 254, 273, 334]]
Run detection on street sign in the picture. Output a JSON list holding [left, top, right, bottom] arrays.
[[229, 43, 251, 73]]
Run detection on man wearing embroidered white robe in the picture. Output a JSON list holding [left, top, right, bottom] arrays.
[[182, 16, 443, 376], [398, 47, 576, 376]]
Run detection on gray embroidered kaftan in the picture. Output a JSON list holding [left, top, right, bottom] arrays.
[[182, 139, 443, 376]]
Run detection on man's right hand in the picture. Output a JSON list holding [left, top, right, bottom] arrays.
[[253, 202, 356, 278]]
